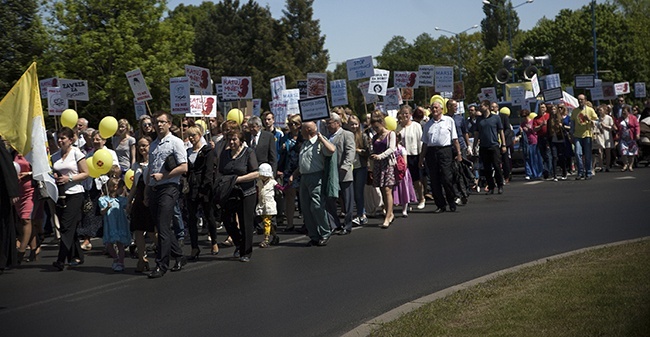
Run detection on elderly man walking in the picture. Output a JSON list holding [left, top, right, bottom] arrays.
[[325, 113, 356, 235]]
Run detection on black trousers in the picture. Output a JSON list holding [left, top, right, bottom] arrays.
[[326, 181, 354, 231], [479, 146, 504, 190], [150, 184, 183, 272], [187, 197, 218, 249], [425, 146, 456, 209], [223, 192, 257, 258], [56, 193, 84, 263]]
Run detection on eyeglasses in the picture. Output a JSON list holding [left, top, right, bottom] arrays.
[[156, 120, 170, 125], [142, 123, 152, 127]]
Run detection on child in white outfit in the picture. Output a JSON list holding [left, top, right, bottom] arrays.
[[256, 163, 278, 248]]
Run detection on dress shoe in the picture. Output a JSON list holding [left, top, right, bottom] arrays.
[[52, 261, 65, 271], [80, 242, 92, 251], [170, 256, 187, 272], [497, 187, 504, 194], [449, 205, 457, 212], [338, 229, 351, 235], [233, 249, 240, 258], [316, 236, 330, 246], [148, 267, 165, 279], [211, 244, 219, 255], [432, 207, 446, 214], [486, 189, 494, 195], [239, 256, 250, 262], [188, 248, 201, 261], [270, 235, 280, 245], [417, 201, 426, 209], [283, 226, 295, 232]]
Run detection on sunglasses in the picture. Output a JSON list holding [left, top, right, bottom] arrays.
[[182, 124, 189, 127], [142, 123, 152, 127]]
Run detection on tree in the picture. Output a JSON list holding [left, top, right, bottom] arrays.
[[0, 0, 48, 95], [481, 0, 521, 53], [45, 0, 194, 125], [281, 0, 329, 75]]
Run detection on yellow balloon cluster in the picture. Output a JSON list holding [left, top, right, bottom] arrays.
[[99, 116, 118, 139], [92, 149, 112, 175], [61, 109, 78, 128], [124, 169, 135, 190], [429, 95, 448, 114], [227, 109, 244, 125], [86, 158, 101, 178], [384, 115, 397, 131]]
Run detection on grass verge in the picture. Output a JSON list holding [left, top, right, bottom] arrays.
[[369, 239, 650, 337]]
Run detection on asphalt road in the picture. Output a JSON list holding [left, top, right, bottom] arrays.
[[1, 169, 649, 336]]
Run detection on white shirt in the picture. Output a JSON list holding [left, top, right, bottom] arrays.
[[422, 115, 458, 147], [397, 122, 423, 155]]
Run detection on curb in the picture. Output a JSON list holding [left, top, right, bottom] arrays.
[[342, 236, 650, 337]]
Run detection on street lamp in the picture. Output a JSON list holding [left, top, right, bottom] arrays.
[[483, 0, 534, 82], [435, 25, 479, 82]]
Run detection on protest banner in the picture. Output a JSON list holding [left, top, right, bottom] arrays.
[[298, 96, 329, 122], [418, 65, 435, 87], [47, 87, 67, 116], [601, 82, 616, 100], [330, 79, 348, 106], [134, 99, 147, 120], [270, 100, 288, 127], [358, 81, 378, 104], [184, 65, 212, 94], [394, 71, 419, 88], [614, 82, 630, 95], [590, 79, 604, 101], [188, 95, 217, 117], [170, 77, 191, 115], [509, 86, 525, 107], [252, 99, 262, 117], [368, 69, 389, 96], [59, 78, 89, 101], [635, 82, 646, 98], [282, 89, 301, 116], [126, 69, 152, 102], [297, 80, 308, 99], [531, 74, 540, 97], [574, 74, 595, 88], [434, 66, 453, 93], [481, 87, 497, 103], [40, 78, 58, 99], [545, 73, 561, 89], [346, 55, 374, 81], [401, 87, 414, 101], [384, 87, 402, 111], [270, 75, 286, 101], [307, 73, 327, 97], [542, 87, 563, 102], [222, 76, 252, 100]]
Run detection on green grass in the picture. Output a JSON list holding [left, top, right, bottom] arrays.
[[370, 239, 650, 337]]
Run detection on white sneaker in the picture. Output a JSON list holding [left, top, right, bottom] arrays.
[[352, 217, 360, 226], [417, 201, 426, 209]]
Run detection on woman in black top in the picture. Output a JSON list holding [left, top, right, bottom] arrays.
[[218, 130, 259, 262]]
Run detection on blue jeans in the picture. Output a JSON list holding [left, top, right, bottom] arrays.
[[352, 167, 367, 217], [574, 137, 593, 177]]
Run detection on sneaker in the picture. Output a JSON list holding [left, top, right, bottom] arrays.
[[114, 263, 124, 272], [525, 176, 531, 180], [359, 216, 368, 225], [561, 175, 567, 180], [553, 177, 558, 182], [352, 217, 361, 226]]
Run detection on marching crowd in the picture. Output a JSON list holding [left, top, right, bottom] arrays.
[[1, 95, 648, 277]]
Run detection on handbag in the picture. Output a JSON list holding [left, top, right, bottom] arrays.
[[164, 153, 179, 172]]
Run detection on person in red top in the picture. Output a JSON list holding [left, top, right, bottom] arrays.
[[533, 103, 552, 179], [615, 105, 640, 171]]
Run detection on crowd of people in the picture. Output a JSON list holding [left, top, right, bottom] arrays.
[[1, 95, 648, 276]]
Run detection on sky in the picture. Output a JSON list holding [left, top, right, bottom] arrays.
[[167, 0, 605, 71]]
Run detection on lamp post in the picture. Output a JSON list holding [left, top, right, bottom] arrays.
[[434, 25, 479, 82]]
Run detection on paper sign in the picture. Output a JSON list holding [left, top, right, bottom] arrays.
[[418, 65, 435, 87], [401, 87, 414, 101], [126, 69, 152, 102], [574, 74, 595, 88], [270, 76, 286, 101], [47, 87, 67, 116], [614, 82, 630, 95], [635, 82, 646, 98], [40, 78, 58, 99], [481, 87, 497, 103], [509, 87, 525, 107], [59, 78, 89, 101], [134, 99, 147, 120], [346, 55, 374, 81], [307, 73, 327, 97], [330, 79, 348, 106], [590, 79, 604, 101], [298, 96, 330, 122], [434, 66, 454, 93], [270, 100, 288, 127], [222, 76, 252, 100], [188, 95, 217, 117], [384, 87, 402, 111], [543, 87, 563, 102], [601, 82, 616, 100], [184, 65, 212, 94], [252, 99, 262, 117], [394, 71, 419, 88], [297, 80, 308, 99], [531, 74, 540, 97], [368, 69, 389, 96], [358, 81, 378, 104], [170, 77, 191, 115], [282, 89, 301, 116], [545, 74, 561, 89]]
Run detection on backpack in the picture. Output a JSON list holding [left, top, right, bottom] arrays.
[[394, 152, 407, 182]]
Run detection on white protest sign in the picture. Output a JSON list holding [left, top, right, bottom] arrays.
[[184, 65, 212, 94], [252, 99, 262, 117], [170, 77, 191, 115], [368, 69, 389, 96], [635, 82, 646, 98], [590, 79, 604, 100], [126, 69, 152, 102], [358, 81, 378, 104], [384, 87, 402, 111], [509, 86, 526, 107], [481, 87, 497, 103], [545, 73, 561, 89], [270, 76, 286, 101], [393, 71, 419, 88], [59, 78, 89, 101], [346, 55, 374, 81], [330, 79, 348, 107], [282, 89, 301, 116], [307, 73, 327, 97], [434, 66, 454, 93], [40, 78, 58, 99], [222, 76, 252, 100], [270, 100, 288, 127], [188, 95, 217, 117], [614, 82, 630, 95], [418, 65, 435, 87], [47, 87, 67, 116], [298, 96, 330, 122], [134, 99, 147, 120], [531, 74, 540, 97]]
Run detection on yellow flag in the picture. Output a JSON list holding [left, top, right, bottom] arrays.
[[0, 62, 57, 200]]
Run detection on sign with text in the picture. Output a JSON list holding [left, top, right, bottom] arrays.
[[384, 87, 402, 111], [481, 87, 497, 103], [542, 87, 563, 102], [346, 55, 374, 81], [601, 82, 616, 100], [307, 73, 327, 97], [574, 74, 595, 88], [270, 100, 288, 127], [134, 99, 147, 120], [614, 81, 630, 96], [252, 99, 262, 117], [635, 82, 646, 98], [509, 86, 526, 107], [282, 89, 301, 116], [170, 77, 191, 115], [126, 69, 152, 102], [590, 79, 604, 101], [222, 76, 252, 100], [47, 87, 67, 116], [188, 95, 217, 117], [368, 69, 389, 96], [544, 73, 561, 89], [184, 65, 212, 94], [297, 80, 308, 99], [393, 71, 419, 88], [59, 78, 89, 101], [418, 65, 435, 87], [270, 75, 286, 101], [40, 77, 58, 99], [298, 95, 330, 122], [358, 81, 378, 104], [330, 79, 348, 107], [434, 66, 454, 93], [531, 74, 540, 97]]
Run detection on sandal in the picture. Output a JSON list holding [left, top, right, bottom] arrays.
[[259, 239, 270, 248], [221, 237, 234, 247]]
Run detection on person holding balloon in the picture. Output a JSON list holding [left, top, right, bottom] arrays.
[[51, 127, 90, 270]]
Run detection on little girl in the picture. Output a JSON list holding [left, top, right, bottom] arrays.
[[393, 133, 417, 217], [256, 163, 278, 248], [99, 178, 131, 272]]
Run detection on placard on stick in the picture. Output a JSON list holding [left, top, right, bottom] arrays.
[[298, 96, 330, 122]]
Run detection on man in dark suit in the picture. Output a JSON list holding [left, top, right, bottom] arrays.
[[247, 116, 278, 235], [325, 113, 356, 235], [612, 96, 627, 120]]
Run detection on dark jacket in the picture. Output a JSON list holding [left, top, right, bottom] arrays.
[[186, 144, 212, 201], [212, 174, 238, 208], [203, 138, 228, 198], [250, 130, 277, 175]]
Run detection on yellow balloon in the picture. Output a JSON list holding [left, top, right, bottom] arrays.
[[92, 149, 112, 175], [195, 119, 208, 134], [99, 116, 118, 139], [61, 109, 78, 128], [227, 109, 244, 125], [124, 169, 134, 190], [86, 157, 101, 178], [442, 98, 449, 114], [385, 115, 397, 131], [429, 95, 444, 106], [500, 107, 511, 116], [528, 112, 538, 120]]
